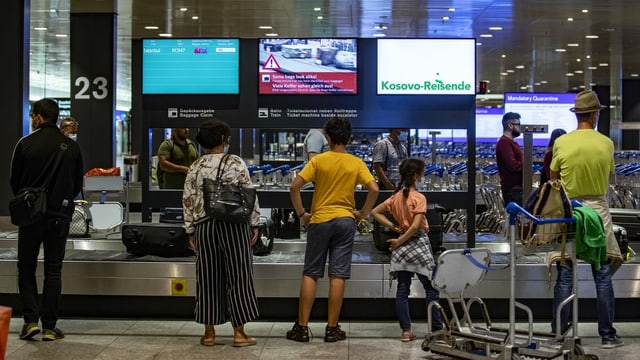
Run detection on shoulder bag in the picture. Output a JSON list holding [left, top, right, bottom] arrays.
[[203, 154, 257, 224], [9, 143, 68, 227]]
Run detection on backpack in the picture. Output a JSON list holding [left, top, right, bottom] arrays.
[[520, 179, 573, 248]]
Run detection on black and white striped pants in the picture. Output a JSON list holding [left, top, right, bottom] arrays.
[[194, 219, 259, 327]]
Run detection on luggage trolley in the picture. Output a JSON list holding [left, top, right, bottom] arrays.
[[421, 200, 598, 360]]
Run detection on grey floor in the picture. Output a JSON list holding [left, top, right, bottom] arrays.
[[3, 318, 640, 359]]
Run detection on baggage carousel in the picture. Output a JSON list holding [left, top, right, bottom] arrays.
[[1, 225, 639, 320]]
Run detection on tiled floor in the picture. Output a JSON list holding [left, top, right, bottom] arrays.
[[3, 318, 639, 359]]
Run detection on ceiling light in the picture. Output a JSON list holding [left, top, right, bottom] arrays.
[[515, 65, 525, 69], [500, 72, 509, 76], [599, 63, 609, 67], [481, 80, 490, 83], [631, 74, 639, 77], [55, 34, 67, 38], [158, 33, 172, 37], [489, 27, 503, 31], [567, 43, 579, 47], [264, 33, 278, 37], [442, 16, 450, 21], [579, 85, 585, 88], [191, 16, 199, 20], [501, 54, 506, 58], [476, 42, 482, 46], [541, 80, 548, 84], [520, 86, 528, 90], [34, 27, 47, 31], [585, 35, 599, 39], [574, 70, 584, 74], [566, 73, 574, 76], [449, 8, 455, 12], [179, 7, 187, 12], [588, 66, 597, 70], [314, 7, 321, 11], [317, 16, 323, 20], [577, 58, 581, 62], [586, 55, 591, 59], [145, 26, 159, 30], [506, 69, 514, 73], [568, 17, 574, 21], [590, 83, 596, 86], [480, 34, 492, 38], [534, 82, 541, 86], [582, 9, 589, 13], [259, 26, 272, 29], [372, 33, 386, 37], [555, 48, 566, 52]]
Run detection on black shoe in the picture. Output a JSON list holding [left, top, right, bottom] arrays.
[[19, 322, 40, 340], [601, 334, 624, 349], [286, 322, 310, 342], [324, 324, 346, 342], [42, 327, 65, 341]]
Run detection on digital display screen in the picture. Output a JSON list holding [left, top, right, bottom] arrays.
[[476, 108, 504, 143], [142, 38, 239, 94], [504, 93, 577, 146], [258, 38, 357, 95], [377, 38, 476, 95]]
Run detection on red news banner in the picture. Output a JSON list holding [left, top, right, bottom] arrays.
[[259, 72, 356, 95]]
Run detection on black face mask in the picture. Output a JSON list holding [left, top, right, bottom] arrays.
[[511, 129, 521, 138]]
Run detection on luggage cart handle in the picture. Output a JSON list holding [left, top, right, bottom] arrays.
[[505, 200, 582, 226]]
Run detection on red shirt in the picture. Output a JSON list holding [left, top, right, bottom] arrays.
[[495, 135, 523, 191]]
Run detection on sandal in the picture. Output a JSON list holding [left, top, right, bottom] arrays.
[[401, 331, 416, 342], [232, 336, 257, 347], [200, 325, 215, 346]]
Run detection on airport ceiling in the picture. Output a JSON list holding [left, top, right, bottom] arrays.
[[29, 0, 640, 108]]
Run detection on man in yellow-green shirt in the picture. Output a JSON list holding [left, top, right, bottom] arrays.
[[549, 90, 624, 349], [287, 117, 379, 343]]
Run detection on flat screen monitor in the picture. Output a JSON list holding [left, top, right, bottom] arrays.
[[258, 38, 357, 95], [476, 108, 504, 143], [377, 38, 476, 95], [142, 38, 239, 94], [503, 93, 577, 146]]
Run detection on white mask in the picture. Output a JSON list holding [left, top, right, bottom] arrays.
[[68, 134, 78, 141], [223, 144, 230, 154]]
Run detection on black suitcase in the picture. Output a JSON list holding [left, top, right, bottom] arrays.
[[121, 223, 194, 257], [613, 223, 630, 261], [159, 207, 184, 223], [253, 216, 275, 256], [610, 208, 640, 241]]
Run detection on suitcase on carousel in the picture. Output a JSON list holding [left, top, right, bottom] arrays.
[[121, 223, 194, 257], [613, 223, 630, 261], [610, 208, 640, 241], [159, 207, 184, 223]]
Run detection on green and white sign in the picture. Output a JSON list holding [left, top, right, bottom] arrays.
[[377, 38, 476, 95]]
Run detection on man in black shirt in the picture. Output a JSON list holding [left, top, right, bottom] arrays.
[[10, 98, 84, 341]]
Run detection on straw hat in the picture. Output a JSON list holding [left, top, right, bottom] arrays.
[[569, 90, 607, 113]]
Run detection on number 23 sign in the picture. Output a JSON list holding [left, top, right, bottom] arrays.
[[74, 76, 109, 100]]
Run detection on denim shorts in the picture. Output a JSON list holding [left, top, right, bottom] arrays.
[[302, 217, 356, 279]]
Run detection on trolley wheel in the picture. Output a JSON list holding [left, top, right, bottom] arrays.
[[562, 343, 588, 360], [511, 354, 522, 360], [421, 338, 430, 352]]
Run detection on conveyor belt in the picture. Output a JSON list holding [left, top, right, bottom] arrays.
[[1, 230, 639, 301]]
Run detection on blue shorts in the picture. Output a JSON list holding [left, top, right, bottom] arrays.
[[303, 217, 356, 279]]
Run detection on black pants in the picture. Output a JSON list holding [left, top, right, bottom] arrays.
[[17, 217, 69, 329], [502, 189, 523, 207]]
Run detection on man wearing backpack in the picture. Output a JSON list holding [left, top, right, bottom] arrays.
[[157, 128, 199, 189], [549, 90, 624, 349]]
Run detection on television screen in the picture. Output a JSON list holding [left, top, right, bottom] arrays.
[[258, 38, 357, 95], [142, 38, 239, 94], [377, 38, 476, 95], [503, 93, 577, 146], [476, 108, 504, 143]]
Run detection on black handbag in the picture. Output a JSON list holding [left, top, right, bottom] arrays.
[[203, 154, 257, 224], [9, 143, 67, 227]]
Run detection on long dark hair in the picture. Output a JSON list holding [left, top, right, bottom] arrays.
[[394, 158, 425, 198]]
